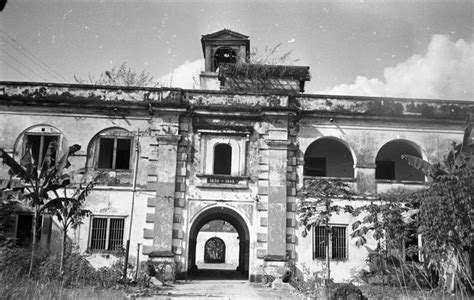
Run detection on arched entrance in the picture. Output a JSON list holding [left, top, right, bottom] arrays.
[[188, 206, 250, 276]]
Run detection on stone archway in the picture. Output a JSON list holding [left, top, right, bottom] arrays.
[[188, 206, 250, 276]]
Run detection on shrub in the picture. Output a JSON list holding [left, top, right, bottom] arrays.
[[0, 244, 123, 289]]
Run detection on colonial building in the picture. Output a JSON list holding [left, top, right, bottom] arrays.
[[0, 29, 472, 282]]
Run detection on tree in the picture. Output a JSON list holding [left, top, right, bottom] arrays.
[[402, 124, 473, 292], [74, 62, 157, 87], [39, 178, 96, 274], [0, 141, 81, 277], [350, 190, 415, 289], [297, 178, 354, 286]]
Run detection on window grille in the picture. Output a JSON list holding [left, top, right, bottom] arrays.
[[108, 218, 125, 251], [314, 226, 327, 259], [332, 226, 347, 259], [90, 217, 124, 251], [314, 225, 347, 260]]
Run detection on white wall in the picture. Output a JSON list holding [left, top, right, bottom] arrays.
[[195, 231, 239, 265]]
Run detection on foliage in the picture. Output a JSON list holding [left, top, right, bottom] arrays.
[[0, 193, 18, 247], [401, 124, 473, 292], [0, 278, 127, 300], [0, 141, 83, 277], [351, 191, 411, 248], [249, 43, 300, 65], [297, 178, 354, 285], [0, 244, 122, 288], [74, 62, 157, 87], [218, 62, 310, 81], [40, 177, 98, 274], [0, 245, 128, 299], [298, 178, 354, 237]]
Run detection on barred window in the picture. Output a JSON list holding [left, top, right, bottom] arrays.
[[314, 225, 347, 260], [90, 217, 125, 251]]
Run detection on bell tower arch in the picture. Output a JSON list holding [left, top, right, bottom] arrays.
[[199, 29, 250, 89]]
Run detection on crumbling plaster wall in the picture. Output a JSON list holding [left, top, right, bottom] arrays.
[[0, 106, 181, 264]]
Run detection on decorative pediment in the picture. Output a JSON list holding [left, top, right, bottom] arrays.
[[201, 29, 249, 41]]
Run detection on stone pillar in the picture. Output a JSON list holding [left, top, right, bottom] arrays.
[[355, 163, 377, 195], [148, 134, 181, 281], [266, 139, 289, 260]]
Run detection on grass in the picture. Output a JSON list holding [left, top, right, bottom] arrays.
[[0, 278, 127, 300]]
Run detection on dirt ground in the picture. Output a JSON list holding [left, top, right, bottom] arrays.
[[147, 264, 302, 300]]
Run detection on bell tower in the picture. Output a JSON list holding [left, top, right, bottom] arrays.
[[199, 29, 250, 90]]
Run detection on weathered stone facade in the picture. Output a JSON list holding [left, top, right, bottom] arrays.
[[1, 30, 472, 282]]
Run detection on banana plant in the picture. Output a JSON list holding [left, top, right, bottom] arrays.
[[0, 141, 81, 277], [401, 123, 473, 291], [401, 123, 472, 177], [39, 178, 96, 274]]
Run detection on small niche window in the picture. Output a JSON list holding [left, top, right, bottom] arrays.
[[25, 134, 59, 167], [97, 137, 131, 170], [314, 225, 347, 260], [213, 143, 232, 175], [90, 217, 125, 251]]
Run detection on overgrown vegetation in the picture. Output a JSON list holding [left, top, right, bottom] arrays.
[[249, 43, 300, 65], [74, 62, 157, 87], [296, 124, 473, 298], [219, 62, 310, 81], [297, 178, 354, 285], [401, 124, 473, 294]]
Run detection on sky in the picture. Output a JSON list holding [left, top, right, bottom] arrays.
[[0, 0, 473, 101]]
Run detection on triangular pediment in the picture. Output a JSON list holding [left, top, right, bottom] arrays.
[[201, 29, 249, 41]]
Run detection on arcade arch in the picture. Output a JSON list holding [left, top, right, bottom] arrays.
[[304, 137, 355, 178], [375, 140, 425, 181]]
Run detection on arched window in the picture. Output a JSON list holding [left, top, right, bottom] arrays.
[[18, 125, 62, 168], [90, 128, 133, 171], [213, 47, 237, 71], [204, 237, 226, 263], [213, 143, 232, 175], [304, 138, 354, 178], [375, 140, 424, 181]]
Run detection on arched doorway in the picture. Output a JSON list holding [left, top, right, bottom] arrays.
[[188, 206, 250, 277], [204, 237, 226, 263]]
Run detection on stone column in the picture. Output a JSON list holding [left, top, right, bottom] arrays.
[[148, 134, 181, 281], [265, 139, 289, 260], [355, 163, 377, 195]]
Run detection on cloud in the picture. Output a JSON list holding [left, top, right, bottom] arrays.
[[157, 59, 204, 89], [318, 35, 474, 101]]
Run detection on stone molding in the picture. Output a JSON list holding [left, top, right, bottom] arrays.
[[155, 134, 181, 145]]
